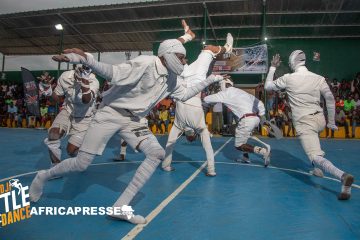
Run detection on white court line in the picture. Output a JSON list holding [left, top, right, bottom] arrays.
[[121, 138, 233, 240], [1, 159, 359, 190]]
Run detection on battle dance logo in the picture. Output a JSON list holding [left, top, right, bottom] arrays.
[[0, 179, 31, 227]]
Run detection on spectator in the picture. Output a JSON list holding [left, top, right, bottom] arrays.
[[7, 101, 17, 127], [266, 90, 275, 119], [354, 93, 360, 109], [0, 98, 7, 126], [160, 96, 173, 109], [168, 103, 176, 124], [212, 102, 223, 134], [158, 105, 170, 134], [226, 107, 235, 126], [147, 107, 159, 133], [343, 95, 356, 114], [332, 107, 350, 138], [351, 109, 360, 138], [351, 75, 359, 94], [335, 96, 344, 108], [39, 103, 48, 128], [283, 106, 295, 137]]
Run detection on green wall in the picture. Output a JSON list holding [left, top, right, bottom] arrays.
[[2, 38, 359, 85]]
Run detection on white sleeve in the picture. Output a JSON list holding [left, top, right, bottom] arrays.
[[204, 91, 227, 104], [54, 73, 66, 96], [184, 50, 214, 87], [257, 99, 266, 116], [320, 78, 336, 125], [265, 66, 287, 91], [171, 74, 220, 102]]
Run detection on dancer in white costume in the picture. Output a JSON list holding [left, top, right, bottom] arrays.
[[265, 51, 354, 200], [29, 20, 228, 224], [204, 79, 271, 166], [161, 33, 234, 176], [38, 67, 99, 165]]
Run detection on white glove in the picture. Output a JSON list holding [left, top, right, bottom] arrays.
[[327, 122, 338, 131], [207, 74, 224, 83], [63, 52, 87, 64]]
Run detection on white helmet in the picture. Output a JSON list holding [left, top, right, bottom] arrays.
[[289, 50, 305, 71]]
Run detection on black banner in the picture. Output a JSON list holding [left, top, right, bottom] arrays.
[[21, 67, 40, 117]]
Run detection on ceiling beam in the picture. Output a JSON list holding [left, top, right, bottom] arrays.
[[203, 2, 218, 44], [57, 13, 99, 52]]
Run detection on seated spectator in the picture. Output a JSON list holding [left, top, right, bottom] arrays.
[[343, 94, 356, 114], [158, 105, 169, 134], [335, 96, 344, 108], [168, 103, 176, 124], [351, 109, 360, 138], [0, 98, 7, 127], [283, 106, 295, 137], [160, 96, 173, 110], [332, 107, 350, 138], [7, 102, 18, 127], [339, 79, 351, 98], [47, 103, 56, 125], [147, 107, 159, 132]]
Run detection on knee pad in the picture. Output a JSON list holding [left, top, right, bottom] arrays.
[[74, 151, 95, 172]]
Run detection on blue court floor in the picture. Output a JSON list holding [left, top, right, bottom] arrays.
[[0, 128, 359, 240]]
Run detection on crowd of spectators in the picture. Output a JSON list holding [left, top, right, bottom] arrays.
[[1, 71, 360, 138], [0, 75, 58, 128]]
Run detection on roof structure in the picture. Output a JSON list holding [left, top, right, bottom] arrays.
[[0, 0, 359, 55]]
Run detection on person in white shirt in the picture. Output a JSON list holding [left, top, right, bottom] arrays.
[[265, 51, 354, 200], [162, 33, 233, 176], [204, 79, 271, 166], [38, 67, 99, 165], [29, 20, 226, 224]]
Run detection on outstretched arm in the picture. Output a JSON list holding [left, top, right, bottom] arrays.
[[264, 54, 287, 91], [171, 74, 225, 102], [203, 90, 227, 104], [177, 19, 195, 44], [52, 48, 113, 81]]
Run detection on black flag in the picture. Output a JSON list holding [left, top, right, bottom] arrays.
[[21, 67, 40, 117]]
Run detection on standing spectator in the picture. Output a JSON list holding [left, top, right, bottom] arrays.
[[226, 107, 234, 126], [343, 95, 356, 114], [158, 105, 170, 134], [212, 102, 223, 134], [332, 107, 350, 138], [354, 93, 360, 109], [7, 101, 17, 127], [351, 109, 360, 138]]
